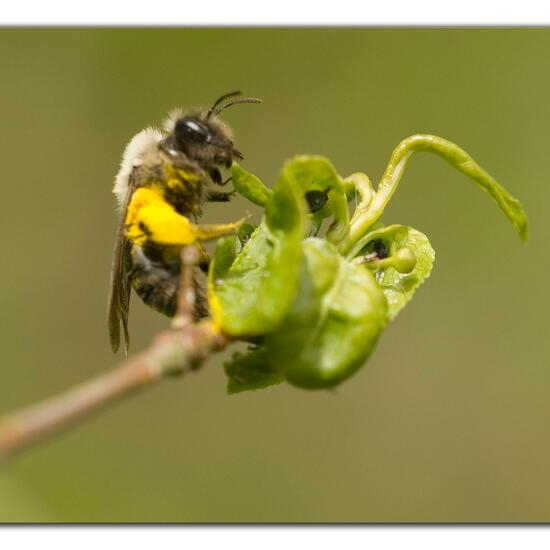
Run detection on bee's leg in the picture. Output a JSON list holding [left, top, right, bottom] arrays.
[[210, 168, 222, 185], [210, 166, 233, 187], [209, 168, 221, 185], [206, 189, 236, 202], [196, 242, 211, 273], [195, 216, 248, 242], [192, 277, 210, 320]]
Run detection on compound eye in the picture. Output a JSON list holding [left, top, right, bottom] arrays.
[[305, 189, 329, 213], [177, 117, 210, 142]]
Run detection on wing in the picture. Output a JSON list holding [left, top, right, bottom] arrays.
[[107, 174, 135, 354]]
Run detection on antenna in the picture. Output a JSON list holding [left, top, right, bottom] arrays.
[[213, 97, 263, 116], [206, 90, 243, 118]]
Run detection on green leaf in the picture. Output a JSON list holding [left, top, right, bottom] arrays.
[[279, 156, 350, 243], [232, 162, 273, 207], [340, 134, 529, 257], [224, 347, 284, 394], [209, 234, 239, 281], [356, 225, 435, 320], [344, 172, 375, 206], [265, 238, 388, 389], [208, 173, 305, 336]]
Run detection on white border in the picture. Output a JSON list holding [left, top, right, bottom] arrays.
[[2, 526, 550, 549], [1, 1, 550, 25], [0, 3, 548, 543]]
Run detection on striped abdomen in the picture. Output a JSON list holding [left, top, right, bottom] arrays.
[[128, 244, 208, 319]]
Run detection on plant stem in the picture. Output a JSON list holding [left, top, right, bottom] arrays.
[[0, 246, 228, 462], [0, 325, 227, 462], [338, 134, 528, 256]]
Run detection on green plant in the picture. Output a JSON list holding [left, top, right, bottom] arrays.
[[214, 134, 527, 392]]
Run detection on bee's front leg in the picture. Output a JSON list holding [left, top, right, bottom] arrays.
[[210, 168, 232, 187], [206, 190, 236, 202]]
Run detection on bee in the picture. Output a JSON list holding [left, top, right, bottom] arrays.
[[107, 91, 262, 353]]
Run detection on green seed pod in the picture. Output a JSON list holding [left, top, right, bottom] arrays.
[[392, 247, 417, 274]]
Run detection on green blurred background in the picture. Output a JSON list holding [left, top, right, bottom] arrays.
[[0, 28, 548, 522]]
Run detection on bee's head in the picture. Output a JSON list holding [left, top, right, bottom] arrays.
[[171, 91, 262, 170]]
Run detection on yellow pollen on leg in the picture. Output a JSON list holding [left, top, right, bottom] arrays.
[[125, 187, 197, 245]]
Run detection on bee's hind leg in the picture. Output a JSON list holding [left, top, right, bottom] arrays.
[[195, 216, 248, 242], [196, 242, 211, 273]]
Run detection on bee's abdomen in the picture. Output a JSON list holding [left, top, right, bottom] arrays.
[[128, 245, 208, 318], [128, 246, 178, 316]]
